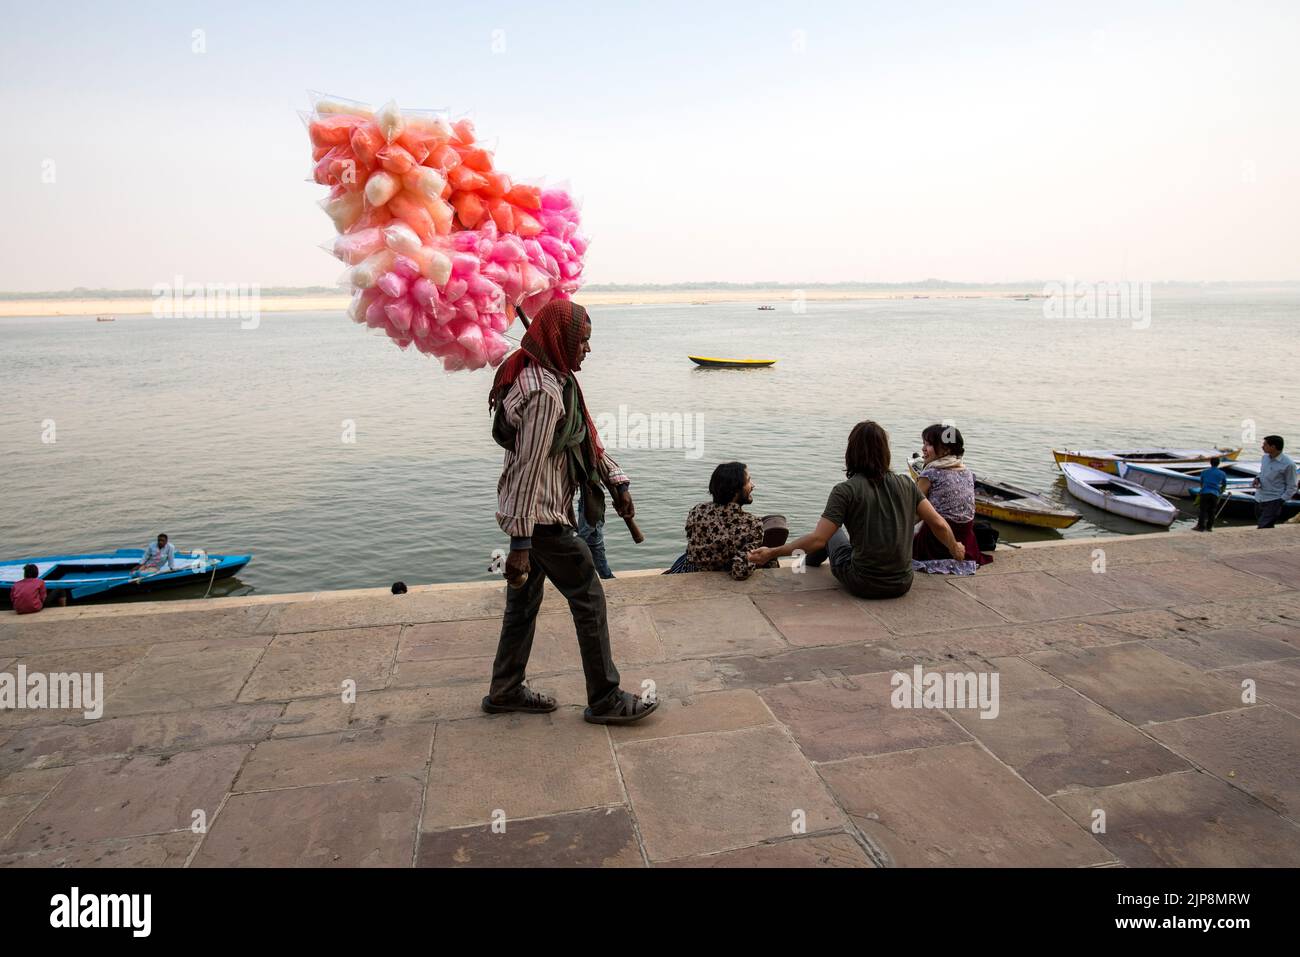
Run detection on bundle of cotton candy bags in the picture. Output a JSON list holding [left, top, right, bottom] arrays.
[[305, 95, 588, 371]]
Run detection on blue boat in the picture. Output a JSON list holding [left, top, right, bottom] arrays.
[[0, 549, 252, 603]]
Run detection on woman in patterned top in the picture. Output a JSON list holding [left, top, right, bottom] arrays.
[[913, 424, 991, 566], [666, 462, 784, 580]]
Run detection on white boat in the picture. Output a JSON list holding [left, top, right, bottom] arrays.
[[1060, 463, 1177, 526], [1117, 461, 1255, 499], [1052, 447, 1241, 475]]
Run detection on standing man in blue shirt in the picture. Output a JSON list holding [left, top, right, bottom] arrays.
[[1253, 435, 1297, 529], [1194, 457, 1229, 532]]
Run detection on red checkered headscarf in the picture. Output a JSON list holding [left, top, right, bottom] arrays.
[[490, 300, 605, 459]]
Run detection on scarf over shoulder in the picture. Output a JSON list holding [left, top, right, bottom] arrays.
[[489, 300, 611, 525]]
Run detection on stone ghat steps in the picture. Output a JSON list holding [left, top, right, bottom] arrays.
[[0, 525, 1298, 867]]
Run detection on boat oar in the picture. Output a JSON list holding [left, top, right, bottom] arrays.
[[513, 305, 644, 545]]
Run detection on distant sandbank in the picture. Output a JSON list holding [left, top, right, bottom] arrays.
[[0, 287, 1040, 318]]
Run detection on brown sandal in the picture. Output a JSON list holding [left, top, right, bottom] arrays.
[[584, 690, 659, 725], [482, 687, 557, 714]]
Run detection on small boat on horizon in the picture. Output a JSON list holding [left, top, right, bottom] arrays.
[[907, 458, 1081, 529], [1, 548, 252, 603], [688, 356, 777, 368], [756, 305, 775, 311], [1060, 463, 1177, 526], [96, 316, 115, 322], [1053, 447, 1241, 475]]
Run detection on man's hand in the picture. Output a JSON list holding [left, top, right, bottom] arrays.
[[747, 547, 777, 566], [504, 549, 530, 588], [950, 541, 966, 562], [612, 486, 635, 519]]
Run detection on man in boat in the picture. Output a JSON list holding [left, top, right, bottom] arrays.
[[485, 300, 657, 725], [1253, 436, 1297, 529], [133, 533, 176, 575]]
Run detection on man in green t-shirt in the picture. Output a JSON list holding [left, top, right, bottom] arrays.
[[749, 421, 964, 598]]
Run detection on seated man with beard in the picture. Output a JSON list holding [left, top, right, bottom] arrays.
[[665, 461, 787, 580]]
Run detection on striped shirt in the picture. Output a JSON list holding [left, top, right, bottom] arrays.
[[496, 365, 628, 543]]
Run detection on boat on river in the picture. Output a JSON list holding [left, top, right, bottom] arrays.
[[0, 548, 252, 603]]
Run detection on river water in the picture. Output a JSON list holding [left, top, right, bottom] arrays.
[[1, 290, 1295, 597]]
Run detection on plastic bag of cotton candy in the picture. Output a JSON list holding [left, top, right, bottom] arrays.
[[305, 93, 589, 371]]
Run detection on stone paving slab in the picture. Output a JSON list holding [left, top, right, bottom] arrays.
[[818, 742, 1113, 867], [193, 777, 423, 867], [2, 525, 1299, 867], [752, 590, 892, 647], [421, 713, 623, 831], [660, 831, 874, 867], [1052, 771, 1300, 867], [760, 673, 970, 763], [416, 807, 642, 868], [1146, 706, 1300, 821], [1214, 657, 1300, 716], [947, 686, 1190, 795], [616, 725, 845, 862], [238, 626, 401, 702], [4, 745, 248, 852], [1026, 642, 1246, 725]]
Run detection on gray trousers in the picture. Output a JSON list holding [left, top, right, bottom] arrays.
[[490, 524, 622, 708], [1256, 498, 1286, 529]]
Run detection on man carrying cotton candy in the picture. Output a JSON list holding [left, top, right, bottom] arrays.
[[485, 300, 658, 724]]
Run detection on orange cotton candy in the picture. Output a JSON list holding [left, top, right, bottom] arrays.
[[309, 113, 361, 148], [482, 170, 511, 198], [378, 145, 417, 176], [397, 129, 443, 165], [428, 144, 461, 172], [452, 118, 476, 145], [460, 148, 493, 172], [489, 201, 515, 233], [513, 210, 542, 238], [350, 122, 385, 169], [387, 191, 435, 241], [451, 191, 487, 229], [448, 165, 489, 192], [506, 184, 541, 210]]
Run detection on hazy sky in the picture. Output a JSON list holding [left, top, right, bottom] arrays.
[[2, 0, 1297, 290]]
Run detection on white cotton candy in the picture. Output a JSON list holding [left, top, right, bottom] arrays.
[[424, 250, 453, 286], [349, 250, 396, 289], [365, 171, 399, 207], [382, 222, 423, 255], [412, 166, 446, 200], [376, 100, 405, 143], [319, 191, 364, 232]]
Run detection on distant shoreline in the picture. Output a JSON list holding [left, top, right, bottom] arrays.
[[0, 287, 1046, 318]]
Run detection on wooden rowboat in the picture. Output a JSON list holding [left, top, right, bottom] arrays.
[[907, 459, 1082, 529], [688, 356, 776, 368], [1053, 447, 1241, 475], [1117, 461, 1255, 499], [1060, 463, 1177, 526]]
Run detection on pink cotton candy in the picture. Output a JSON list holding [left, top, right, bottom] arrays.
[[377, 272, 408, 298], [365, 296, 390, 328], [484, 330, 512, 366], [540, 187, 573, 211], [334, 228, 386, 265], [385, 298, 415, 331], [410, 310, 431, 339], [411, 277, 437, 313], [443, 277, 468, 303], [451, 252, 479, 276]]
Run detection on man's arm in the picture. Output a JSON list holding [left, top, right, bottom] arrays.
[[1286, 462, 1298, 499]]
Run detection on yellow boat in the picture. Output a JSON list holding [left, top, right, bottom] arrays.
[[908, 459, 1081, 529], [1052, 447, 1241, 475], [688, 356, 776, 368]]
